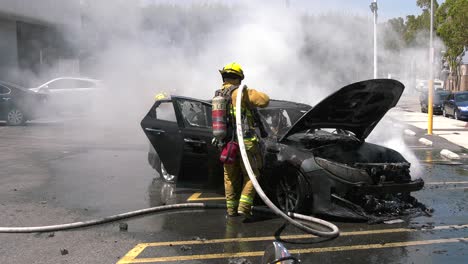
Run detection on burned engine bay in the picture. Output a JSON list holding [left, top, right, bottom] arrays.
[[274, 129, 429, 223]]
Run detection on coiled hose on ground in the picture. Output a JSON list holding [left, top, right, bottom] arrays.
[[0, 86, 339, 238]]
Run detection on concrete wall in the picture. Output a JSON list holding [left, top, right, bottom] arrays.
[[0, 1, 81, 83], [0, 17, 18, 81], [0, 0, 80, 28]]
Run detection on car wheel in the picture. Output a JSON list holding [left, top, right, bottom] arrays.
[[159, 160, 177, 183], [421, 105, 427, 113], [274, 170, 309, 213], [6, 108, 26, 126]]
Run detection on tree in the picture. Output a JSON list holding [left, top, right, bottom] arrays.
[[436, 0, 468, 67]]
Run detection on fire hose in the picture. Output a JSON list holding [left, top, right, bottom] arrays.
[[235, 85, 339, 238], [0, 86, 339, 238]]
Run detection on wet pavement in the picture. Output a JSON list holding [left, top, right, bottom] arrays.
[[0, 113, 467, 263]]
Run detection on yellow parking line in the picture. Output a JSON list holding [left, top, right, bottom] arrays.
[[289, 237, 468, 254], [116, 244, 148, 264], [118, 237, 468, 263], [426, 181, 468, 185], [117, 224, 468, 263], [186, 192, 201, 201], [187, 192, 225, 201], [186, 183, 468, 202], [132, 224, 468, 247]]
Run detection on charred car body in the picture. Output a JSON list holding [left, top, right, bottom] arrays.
[[141, 80, 425, 220]]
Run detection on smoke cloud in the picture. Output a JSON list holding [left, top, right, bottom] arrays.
[[21, 0, 442, 178]]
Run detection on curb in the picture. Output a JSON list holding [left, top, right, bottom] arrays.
[[418, 138, 433, 146], [440, 149, 460, 160], [404, 129, 416, 136]]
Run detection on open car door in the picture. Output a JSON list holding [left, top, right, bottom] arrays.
[[141, 99, 183, 177], [141, 96, 222, 183], [172, 97, 221, 183]]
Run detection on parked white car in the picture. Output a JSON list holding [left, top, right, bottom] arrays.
[[416, 79, 444, 91], [29, 77, 102, 116]]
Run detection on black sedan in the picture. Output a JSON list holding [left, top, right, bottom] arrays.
[[419, 90, 450, 114], [141, 79, 424, 220], [0, 81, 47, 125], [443, 91, 468, 120]]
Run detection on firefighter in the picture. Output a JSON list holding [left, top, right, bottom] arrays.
[[218, 62, 270, 218]]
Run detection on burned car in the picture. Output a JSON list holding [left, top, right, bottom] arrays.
[[141, 80, 425, 220]]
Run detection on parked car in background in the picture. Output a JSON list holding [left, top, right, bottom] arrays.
[[419, 90, 450, 114], [443, 91, 468, 120], [0, 80, 47, 125], [29, 77, 102, 116], [416, 79, 444, 91], [141, 79, 424, 220]]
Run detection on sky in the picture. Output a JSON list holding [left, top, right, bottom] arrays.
[[144, 0, 445, 21]]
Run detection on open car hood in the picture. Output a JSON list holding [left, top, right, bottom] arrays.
[[279, 79, 404, 142]]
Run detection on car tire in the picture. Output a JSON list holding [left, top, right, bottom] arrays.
[[6, 107, 26, 126], [158, 159, 177, 183], [273, 169, 309, 213]]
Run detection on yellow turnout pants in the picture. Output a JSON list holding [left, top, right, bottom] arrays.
[[224, 142, 262, 215]]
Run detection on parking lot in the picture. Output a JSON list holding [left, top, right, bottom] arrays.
[[0, 111, 467, 263]]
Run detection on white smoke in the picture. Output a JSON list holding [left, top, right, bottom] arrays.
[[16, 0, 437, 178]]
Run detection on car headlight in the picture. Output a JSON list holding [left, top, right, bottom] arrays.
[[458, 106, 468, 111]]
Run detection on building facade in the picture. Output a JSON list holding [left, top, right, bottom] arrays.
[[0, 0, 80, 85]]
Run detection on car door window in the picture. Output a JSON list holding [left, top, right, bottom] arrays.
[[151, 101, 177, 122], [76, 80, 96, 88], [176, 99, 212, 128], [455, 93, 468, 103], [47, 79, 81, 90]]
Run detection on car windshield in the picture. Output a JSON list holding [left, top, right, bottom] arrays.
[[258, 107, 307, 137], [455, 93, 468, 103], [436, 92, 450, 102]]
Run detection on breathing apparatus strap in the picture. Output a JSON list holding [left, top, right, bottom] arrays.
[[223, 85, 239, 142]]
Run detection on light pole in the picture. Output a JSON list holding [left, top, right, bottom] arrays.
[[370, 0, 378, 79], [427, 0, 434, 135]]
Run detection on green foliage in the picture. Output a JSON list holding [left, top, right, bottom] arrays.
[[436, 0, 468, 67], [384, 0, 443, 48], [417, 0, 439, 10]]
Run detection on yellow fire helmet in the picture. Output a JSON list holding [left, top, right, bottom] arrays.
[[219, 62, 244, 80], [154, 92, 169, 101]]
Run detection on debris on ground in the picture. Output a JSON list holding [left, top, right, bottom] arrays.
[[48, 232, 55, 238], [228, 258, 253, 264], [180, 245, 192, 251], [384, 219, 405, 224], [119, 222, 128, 231], [191, 236, 206, 242], [60, 248, 69, 255]]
